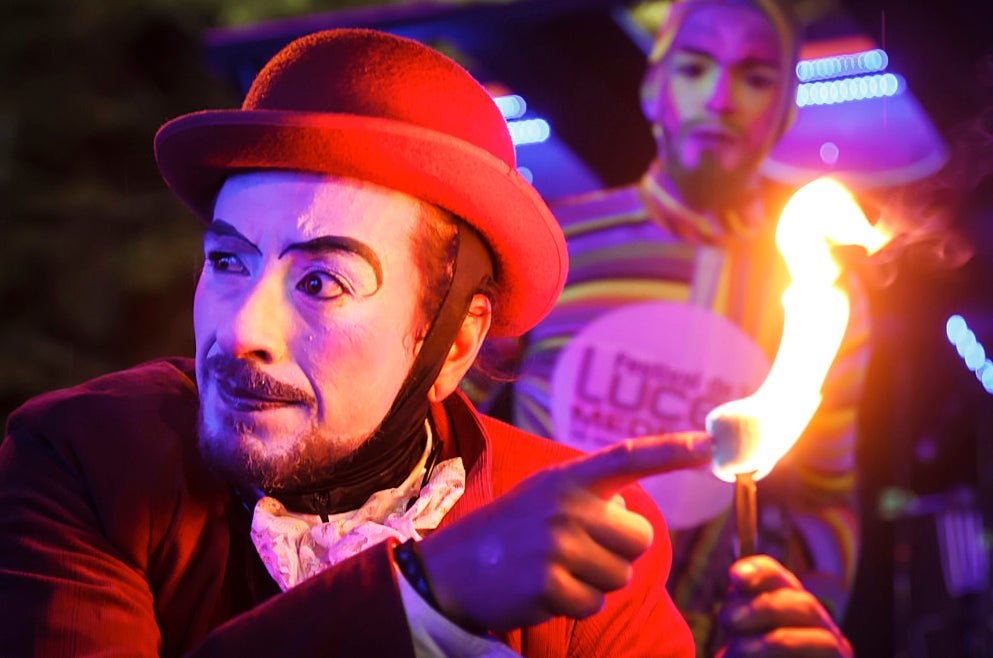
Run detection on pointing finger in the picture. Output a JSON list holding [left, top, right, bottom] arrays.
[[564, 432, 712, 498]]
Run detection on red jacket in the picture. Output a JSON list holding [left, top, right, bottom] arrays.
[[0, 358, 692, 657]]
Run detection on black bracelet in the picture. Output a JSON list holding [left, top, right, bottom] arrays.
[[393, 538, 441, 611]]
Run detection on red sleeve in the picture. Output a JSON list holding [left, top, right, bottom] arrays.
[[569, 484, 696, 657], [0, 424, 164, 656], [0, 426, 416, 658], [186, 541, 414, 658], [0, 362, 417, 658], [480, 415, 695, 657]]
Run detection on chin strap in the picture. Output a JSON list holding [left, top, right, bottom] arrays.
[[269, 221, 493, 518]]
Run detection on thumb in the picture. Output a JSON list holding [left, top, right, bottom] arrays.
[[564, 432, 712, 498]]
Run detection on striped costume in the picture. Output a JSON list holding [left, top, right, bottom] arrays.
[[466, 168, 867, 655]]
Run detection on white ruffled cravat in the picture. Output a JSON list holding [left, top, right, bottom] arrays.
[[251, 426, 465, 592]]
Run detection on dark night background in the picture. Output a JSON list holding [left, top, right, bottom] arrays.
[[3, 1, 993, 656]]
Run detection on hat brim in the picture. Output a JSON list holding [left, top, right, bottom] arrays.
[[155, 110, 567, 338]]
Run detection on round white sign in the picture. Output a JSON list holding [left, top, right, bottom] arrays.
[[550, 301, 771, 529]]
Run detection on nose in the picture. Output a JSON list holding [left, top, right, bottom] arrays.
[[214, 274, 288, 364], [705, 69, 736, 115]]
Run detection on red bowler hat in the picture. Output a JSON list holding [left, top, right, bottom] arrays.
[[155, 28, 566, 338]]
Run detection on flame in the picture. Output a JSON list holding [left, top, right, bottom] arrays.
[[707, 178, 891, 482]]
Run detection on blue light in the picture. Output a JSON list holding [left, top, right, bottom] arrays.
[[507, 118, 550, 145], [796, 48, 889, 82], [947, 314, 968, 342], [494, 94, 527, 120], [796, 73, 903, 107], [956, 329, 977, 359], [977, 361, 993, 393], [965, 342, 987, 370], [792, 48, 902, 107], [492, 94, 550, 146], [946, 314, 993, 395]]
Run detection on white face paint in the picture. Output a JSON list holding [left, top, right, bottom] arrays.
[[194, 171, 427, 491]]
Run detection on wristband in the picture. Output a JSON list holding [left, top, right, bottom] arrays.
[[394, 538, 441, 611]]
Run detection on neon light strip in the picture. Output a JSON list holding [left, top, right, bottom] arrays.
[[797, 49, 889, 82], [946, 315, 993, 394], [493, 95, 549, 145], [494, 94, 527, 120], [507, 118, 551, 145], [796, 73, 903, 107]]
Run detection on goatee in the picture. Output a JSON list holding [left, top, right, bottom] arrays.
[[197, 409, 358, 494], [667, 148, 753, 214], [196, 354, 362, 494]]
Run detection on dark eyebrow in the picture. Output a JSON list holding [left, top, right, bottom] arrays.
[[206, 219, 384, 287], [675, 45, 780, 70], [205, 220, 261, 255], [280, 236, 383, 288]]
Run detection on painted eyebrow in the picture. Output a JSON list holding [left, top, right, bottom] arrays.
[[280, 236, 383, 288], [206, 220, 384, 288], [205, 220, 261, 255]]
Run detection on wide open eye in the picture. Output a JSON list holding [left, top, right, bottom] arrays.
[[296, 271, 346, 300]]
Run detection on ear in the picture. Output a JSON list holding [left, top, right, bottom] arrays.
[[428, 293, 492, 403]]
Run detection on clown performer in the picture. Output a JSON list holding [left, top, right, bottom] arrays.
[[463, 0, 868, 654], [0, 28, 850, 658]]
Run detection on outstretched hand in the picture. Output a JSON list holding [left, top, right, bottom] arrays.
[[718, 555, 853, 658], [418, 432, 711, 633]]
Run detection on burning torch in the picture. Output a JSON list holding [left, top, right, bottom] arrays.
[[705, 177, 891, 557]]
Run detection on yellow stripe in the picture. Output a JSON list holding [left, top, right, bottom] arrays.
[[556, 279, 690, 305]]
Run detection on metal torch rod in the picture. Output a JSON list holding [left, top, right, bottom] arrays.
[[734, 471, 758, 557]]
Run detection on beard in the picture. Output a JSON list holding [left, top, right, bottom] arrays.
[[195, 353, 378, 494], [663, 125, 763, 214], [197, 410, 375, 494]]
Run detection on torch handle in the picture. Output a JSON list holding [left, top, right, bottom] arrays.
[[734, 471, 758, 557]]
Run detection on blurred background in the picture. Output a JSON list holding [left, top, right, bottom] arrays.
[[3, 0, 993, 655]]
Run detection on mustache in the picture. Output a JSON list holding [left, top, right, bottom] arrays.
[[681, 118, 743, 138], [204, 354, 314, 404]]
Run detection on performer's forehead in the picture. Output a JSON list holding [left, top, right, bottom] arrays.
[[671, 3, 782, 66]]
